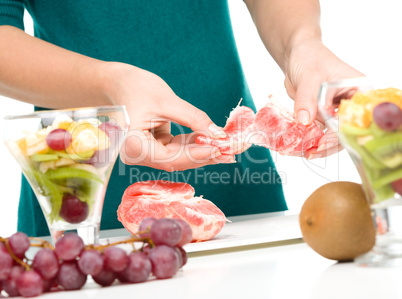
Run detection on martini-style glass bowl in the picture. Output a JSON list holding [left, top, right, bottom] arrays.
[[318, 77, 402, 266], [3, 106, 129, 244]]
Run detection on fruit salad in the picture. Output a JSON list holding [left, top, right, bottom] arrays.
[[338, 88, 402, 203], [7, 114, 121, 227]]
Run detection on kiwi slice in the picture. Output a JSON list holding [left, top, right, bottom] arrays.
[[341, 124, 371, 136], [31, 153, 59, 162], [373, 167, 402, 189], [343, 134, 386, 169], [373, 184, 395, 203], [57, 150, 95, 161], [45, 166, 104, 185], [370, 122, 389, 138], [27, 169, 63, 222], [364, 132, 402, 168]]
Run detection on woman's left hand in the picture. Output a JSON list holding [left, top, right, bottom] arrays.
[[284, 39, 364, 159]]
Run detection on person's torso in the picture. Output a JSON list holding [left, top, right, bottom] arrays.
[[18, 0, 287, 236]]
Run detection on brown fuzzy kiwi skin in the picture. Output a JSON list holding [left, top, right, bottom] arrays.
[[299, 182, 376, 261]]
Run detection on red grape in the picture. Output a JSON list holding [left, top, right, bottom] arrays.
[[2, 265, 24, 297], [42, 278, 57, 293], [150, 218, 182, 247], [391, 178, 402, 196], [57, 261, 87, 290], [174, 219, 193, 247], [59, 194, 89, 224], [174, 247, 183, 269], [54, 233, 84, 261], [0, 244, 13, 280], [16, 270, 44, 297], [0, 218, 189, 296], [32, 248, 59, 280], [92, 267, 116, 287], [138, 217, 157, 238], [78, 249, 103, 276], [373, 102, 402, 131], [99, 121, 121, 138], [116, 270, 129, 283], [103, 247, 128, 273], [176, 246, 188, 267], [0, 242, 9, 253], [46, 129, 72, 151], [8, 232, 30, 259], [148, 245, 180, 279], [119, 252, 151, 283], [141, 244, 152, 256]]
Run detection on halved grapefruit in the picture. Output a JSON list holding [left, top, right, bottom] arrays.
[[117, 180, 228, 242]]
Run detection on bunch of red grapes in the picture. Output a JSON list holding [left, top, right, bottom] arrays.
[[0, 217, 192, 297]]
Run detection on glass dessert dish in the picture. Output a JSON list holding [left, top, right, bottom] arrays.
[[3, 106, 129, 245], [318, 77, 402, 267]]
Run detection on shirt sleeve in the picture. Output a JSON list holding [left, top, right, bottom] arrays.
[[0, 0, 24, 30]]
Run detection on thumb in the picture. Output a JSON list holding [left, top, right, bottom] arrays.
[[293, 80, 321, 126], [161, 95, 226, 138]]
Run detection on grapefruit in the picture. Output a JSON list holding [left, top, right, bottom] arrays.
[[196, 105, 255, 155], [195, 97, 324, 156], [117, 180, 228, 242]]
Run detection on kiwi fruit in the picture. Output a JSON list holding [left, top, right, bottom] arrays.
[[373, 167, 402, 189], [57, 149, 95, 161], [31, 153, 59, 162], [341, 123, 371, 136], [44, 166, 104, 185], [373, 184, 395, 203], [343, 134, 385, 169], [370, 122, 389, 138], [364, 132, 402, 168], [299, 182, 375, 261]]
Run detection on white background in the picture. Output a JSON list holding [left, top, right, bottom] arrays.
[[1, 0, 401, 237]]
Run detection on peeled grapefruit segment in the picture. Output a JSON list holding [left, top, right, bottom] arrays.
[[251, 102, 324, 155], [195, 105, 255, 155], [196, 97, 324, 156], [117, 180, 227, 242]]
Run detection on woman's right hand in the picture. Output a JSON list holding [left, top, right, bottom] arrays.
[[104, 63, 235, 171]]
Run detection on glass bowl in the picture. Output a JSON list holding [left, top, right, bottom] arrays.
[[3, 106, 129, 244], [318, 77, 402, 266]]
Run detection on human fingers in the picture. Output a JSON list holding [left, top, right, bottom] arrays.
[[152, 122, 173, 146], [316, 128, 340, 152], [293, 75, 321, 126], [305, 144, 343, 160], [170, 132, 199, 145], [160, 143, 223, 171], [212, 154, 236, 164], [160, 95, 226, 138], [121, 129, 223, 170], [304, 127, 342, 158], [286, 151, 303, 157]]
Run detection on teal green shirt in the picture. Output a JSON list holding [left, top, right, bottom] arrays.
[[0, 0, 287, 237]]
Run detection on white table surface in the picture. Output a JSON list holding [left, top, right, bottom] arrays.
[[16, 213, 402, 299]]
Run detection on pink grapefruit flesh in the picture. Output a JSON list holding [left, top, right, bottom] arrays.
[[196, 106, 255, 155], [196, 98, 324, 156], [117, 180, 227, 242]]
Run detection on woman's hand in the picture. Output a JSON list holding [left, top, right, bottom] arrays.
[[284, 39, 364, 159], [104, 63, 234, 171], [0, 26, 229, 171], [244, 0, 365, 160]]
